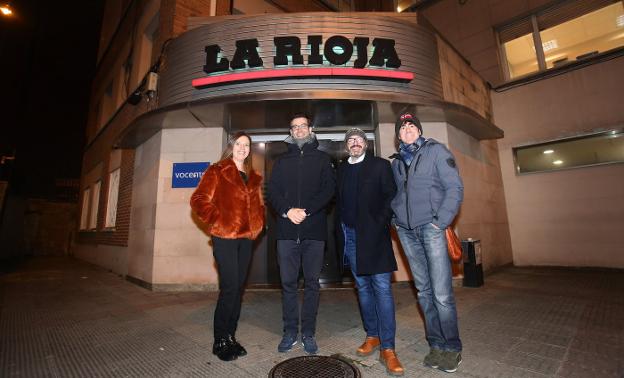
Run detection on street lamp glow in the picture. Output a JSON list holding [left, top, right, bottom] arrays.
[[0, 5, 12, 15]]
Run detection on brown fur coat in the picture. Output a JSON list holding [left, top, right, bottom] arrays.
[[190, 159, 265, 239]]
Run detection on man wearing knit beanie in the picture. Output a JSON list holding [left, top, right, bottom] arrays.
[[394, 112, 422, 138], [390, 112, 465, 373]]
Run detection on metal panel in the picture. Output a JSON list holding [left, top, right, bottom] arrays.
[[158, 13, 443, 108]]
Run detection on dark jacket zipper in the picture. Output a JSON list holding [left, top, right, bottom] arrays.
[[296, 148, 303, 244], [403, 154, 422, 229]]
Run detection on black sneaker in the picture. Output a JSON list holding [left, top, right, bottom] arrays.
[[438, 351, 462, 373], [277, 333, 298, 353], [302, 335, 318, 354]]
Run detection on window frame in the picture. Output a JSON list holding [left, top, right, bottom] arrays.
[[104, 168, 121, 229], [496, 0, 624, 82], [512, 128, 624, 175], [88, 181, 102, 230], [79, 187, 90, 230]]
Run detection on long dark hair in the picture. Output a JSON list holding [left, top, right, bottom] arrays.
[[220, 131, 253, 173]]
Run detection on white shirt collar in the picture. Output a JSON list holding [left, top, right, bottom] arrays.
[[348, 152, 366, 164]]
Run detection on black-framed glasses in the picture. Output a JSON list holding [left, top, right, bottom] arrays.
[[346, 136, 365, 144]]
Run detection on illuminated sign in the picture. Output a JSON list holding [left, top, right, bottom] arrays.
[[193, 35, 413, 88]]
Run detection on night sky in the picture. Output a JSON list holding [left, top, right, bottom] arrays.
[[1, 0, 104, 197]]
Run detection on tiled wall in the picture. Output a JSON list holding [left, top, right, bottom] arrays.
[[150, 127, 224, 288]]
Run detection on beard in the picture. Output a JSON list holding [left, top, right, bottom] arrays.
[[349, 145, 364, 158]]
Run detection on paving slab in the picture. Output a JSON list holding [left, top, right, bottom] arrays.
[[1, 258, 623, 377]]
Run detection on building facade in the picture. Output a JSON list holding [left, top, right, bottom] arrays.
[[75, 0, 623, 290], [416, 0, 624, 268]]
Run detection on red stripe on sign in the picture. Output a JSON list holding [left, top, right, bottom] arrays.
[[191, 68, 414, 87]]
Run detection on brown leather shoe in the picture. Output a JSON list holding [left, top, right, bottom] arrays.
[[379, 349, 404, 376], [356, 336, 380, 356]]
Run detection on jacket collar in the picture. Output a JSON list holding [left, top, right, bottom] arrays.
[[339, 153, 372, 193], [389, 138, 437, 161], [285, 134, 320, 154], [219, 159, 262, 188]]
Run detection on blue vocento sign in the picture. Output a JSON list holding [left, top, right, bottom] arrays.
[[172, 162, 210, 188]]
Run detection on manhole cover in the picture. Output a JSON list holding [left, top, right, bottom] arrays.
[[269, 355, 361, 378]]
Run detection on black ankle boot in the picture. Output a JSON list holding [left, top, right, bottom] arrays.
[[228, 335, 247, 357], [213, 337, 238, 361]]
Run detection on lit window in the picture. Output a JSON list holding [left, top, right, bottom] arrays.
[[105, 169, 120, 228], [541, 3, 624, 70], [89, 181, 101, 229], [80, 188, 90, 230], [498, 1, 624, 80], [502, 32, 539, 78], [513, 129, 624, 174]]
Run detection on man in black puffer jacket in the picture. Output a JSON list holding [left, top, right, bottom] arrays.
[[267, 113, 335, 355]]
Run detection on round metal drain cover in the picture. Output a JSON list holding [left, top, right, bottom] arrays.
[[269, 355, 361, 378]]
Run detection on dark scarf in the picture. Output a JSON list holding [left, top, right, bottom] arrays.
[[399, 136, 426, 166]]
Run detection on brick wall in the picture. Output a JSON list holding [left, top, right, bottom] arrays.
[[97, 1, 131, 63], [170, 0, 215, 37]]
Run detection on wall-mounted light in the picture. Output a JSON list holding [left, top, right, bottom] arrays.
[[0, 4, 13, 15], [145, 72, 158, 100], [0, 155, 15, 164], [127, 89, 142, 105]]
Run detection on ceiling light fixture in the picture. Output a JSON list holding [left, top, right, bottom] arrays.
[[542, 40, 558, 52], [543, 149, 554, 154], [617, 15, 624, 27], [553, 160, 563, 165]]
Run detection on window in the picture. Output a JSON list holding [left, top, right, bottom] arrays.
[[105, 169, 120, 228], [80, 188, 90, 230], [89, 181, 101, 229], [97, 81, 114, 130], [115, 51, 132, 108], [134, 12, 159, 88], [513, 129, 624, 174], [498, 0, 624, 80]]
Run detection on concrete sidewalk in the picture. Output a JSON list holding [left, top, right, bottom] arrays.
[[1, 257, 622, 377]]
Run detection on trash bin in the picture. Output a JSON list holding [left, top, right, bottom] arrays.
[[462, 239, 483, 287]]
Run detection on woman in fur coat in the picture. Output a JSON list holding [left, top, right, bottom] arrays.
[[190, 131, 265, 362]]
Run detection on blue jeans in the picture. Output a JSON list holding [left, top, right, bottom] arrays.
[[343, 224, 396, 350], [277, 239, 325, 337], [396, 223, 462, 352]]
